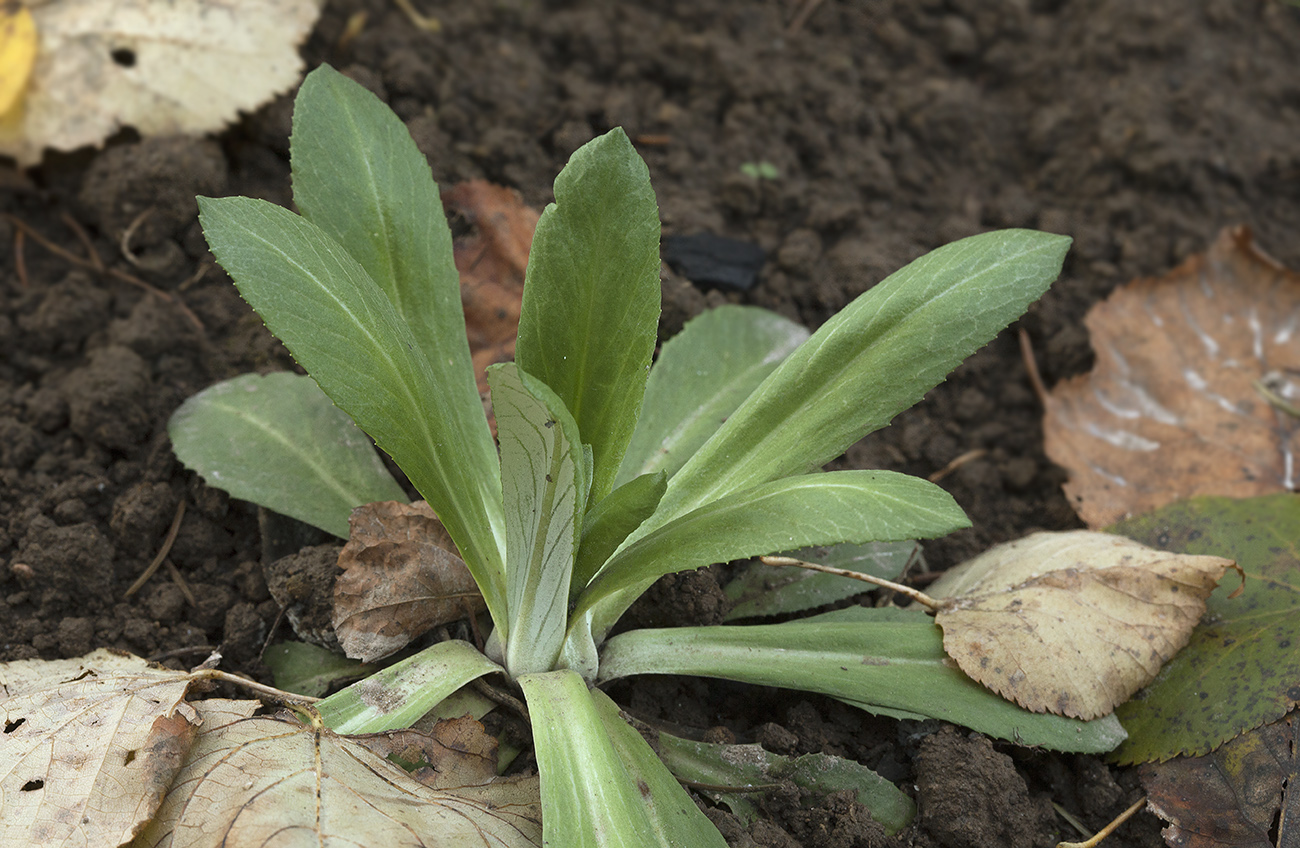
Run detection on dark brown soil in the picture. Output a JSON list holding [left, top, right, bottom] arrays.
[[3, 1, 1298, 845]]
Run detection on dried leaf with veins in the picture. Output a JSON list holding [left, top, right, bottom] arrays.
[[1044, 226, 1300, 527], [131, 700, 543, 847], [926, 531, 1238, 720], [444, 181, 539, 400], [333, 500, 487, 663], [353, 715, 500, 790], [0, 649, 196, 846], [0, 0, 322, 165]]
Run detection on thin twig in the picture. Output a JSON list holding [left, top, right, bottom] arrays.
[[787, 0, 827, 33], [189, 666, 321, 707], [470, 676, 530, 723], [2, 214, 206, 333], [759, 555, 942, 610], [119, 207, 155, 268], [392, 0, 440, 31], [928, 448, 987, 483], [13, 227, 28, 288], [126, 498, 187, 597], [61, 212, 104, 272], [165, 559, 198, 607], [1055, 797, 1146, 848], [1019, 327, 1049, 407]]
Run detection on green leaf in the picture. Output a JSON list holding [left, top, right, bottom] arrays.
[[517, 670, 728, 848], [598, 608, 1127, 754], [515, 128, 661, 503], [615, 305, 810, 487], [315, 640, 502, 734], [291, 65, 474, 375], [168, 372, 406, 538], [724, 540, 921, 620], [571, 470, 968, 642], [197, 196, 508, 628], [655, 734, 914, 834], [490, 363, 588, 676], [263, 641, 377, 698], [647, 230, 1071, 531], [1110, 494, 1300, 764], [573, 472, 666, 595]]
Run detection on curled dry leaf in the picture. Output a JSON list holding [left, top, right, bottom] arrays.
[[131, 700, 543, 847], [1139, 712, 1300, 848], [0, 649, 196, 846], [444, 180, 539, 400], [333, 500, 487, 663], [927, 531, 1238, 720], [1044, 227, 1300, 528], [0, 0, 323, 166]]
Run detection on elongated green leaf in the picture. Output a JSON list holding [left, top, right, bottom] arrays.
[[597, 609, 1127, 753], [291, 66, 474, 369], [518, 670, 728, 848], [197, 196, 507, 627], [615, 305, 810, 487], [515, 129, 661, 503], [168, 372, 406, 538], [647, 230, 1071, 530], [490, 363, 587, 676], [724, 540, 921, 620], [573, 472, 666, 595], [571, 470, 968, 641], [656, 734, 914, 834], [315, 640, 502, 734]]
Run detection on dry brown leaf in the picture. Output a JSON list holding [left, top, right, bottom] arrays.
[[353, 715, 500, 790], [444, 181, 538, 399], [0, 0, 322, 166], [130, 700, 542, 847], [1044, 227, 1300, 528], [928, 531, 1237, 720], [333, 500, 487, 663], [0, 649, 196, 846]]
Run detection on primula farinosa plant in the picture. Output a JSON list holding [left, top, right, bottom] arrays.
[[172, 65, 1120, 845]]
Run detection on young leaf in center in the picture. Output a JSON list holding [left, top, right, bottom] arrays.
[[490, 363, 590, 677]]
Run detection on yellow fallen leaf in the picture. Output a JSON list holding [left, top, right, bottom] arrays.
[[927, 531, 1237, 720], [0, 3, 37, 117], [130, 701, 543, 848], [0, 0, 322, 166], [0, 649, 197, 846], [1043, 227, 1300, 528]]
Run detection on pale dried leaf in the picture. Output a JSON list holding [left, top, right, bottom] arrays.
[[0, 0, 322, 165], [334, 501, 487, 663], [928, 531, 1237, 720], [131, 701, 543, 848], [1044, 227, 1300, 527], [353, 715, 499, 789], [0, 649, 196, 846]]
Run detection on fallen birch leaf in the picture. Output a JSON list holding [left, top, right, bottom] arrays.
[[1112, 495, 1300, 764], [0, 3, 36, 117], [927, 530, 1237, 720], [333, 500, 487, 663], [0, 0, 322, 166], [1044, 227, 1300, 528], [1139, 712, 1299, 848], [444, 181, 538, 399], [130, 700, 542, 848], [0, 649, 196, 846]]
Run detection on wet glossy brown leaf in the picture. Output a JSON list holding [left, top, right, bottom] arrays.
[[353, 714, 499, 789], [444, 180, 539, 400], [130, 700, 543, 847], [1140, 713, 1300, 848], [333, 501, 487, 663], [0, 649, 196, 846], [928, 531, 1237, 720], [1044, 227, 1300, 527]]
